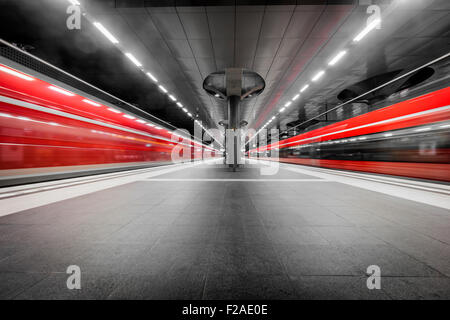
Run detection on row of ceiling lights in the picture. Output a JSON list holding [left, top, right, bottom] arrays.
[[92, 22, 193, 119], [74, 2, 221, 145], [2, 63, 169, 130], [68, 1, 223, 148], [250, 15, 383, 146]]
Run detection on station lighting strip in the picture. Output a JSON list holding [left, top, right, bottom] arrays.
[[65, 1, 222, 148], [247, 11, 385, 147]]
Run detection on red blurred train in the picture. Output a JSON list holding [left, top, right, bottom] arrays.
[[0, 63, 218, 185], [250, 86, 450, 182]]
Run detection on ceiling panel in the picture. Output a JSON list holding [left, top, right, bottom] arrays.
[[207, 11, 235, 39], [295, 4, 326, 12], [259, 11, 292, 38], [297, 37, 329, 59], [117, 10, 162, 39], [179, 12, 210, 39], [137, 38, 171, 59], [253, 57, 272, 71], [277, 38, 304, 57], [184, 70, 203, 83], [270, 57, 292, 71], [236, 11, 264, 39], [177, 57, 198, 71], [236, 59, 253, 70], [196, 58, 216, 78], [150, 13, 186, 39], [166, 39, 194, 58], [235, 38, 258, 61], [255, 38, 282, 58], [212, 38, 234, 59], [308, 7, 353, 38], [215, 58, 233, 71], [189, 39, 215, 58], [284, 10, 323, 38]]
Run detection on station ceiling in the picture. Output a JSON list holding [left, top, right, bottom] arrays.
[[1, 0, 449, 136]]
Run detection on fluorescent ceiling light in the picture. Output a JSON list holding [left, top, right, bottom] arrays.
[[280, 107, 286, 113], [125, 53, 142, 67], [82, 99, 101, 106], [271, 116, 276, 120], [155, 126, 162, 130], [136, 119, 146, 124], [146, 72, 157, 82], [107, 108, 121, 113], [285, 101, 292, 107], [68, 0, 80, 5], [300, 84, 309, 92], [384, 133, 393, 137], [353, 19, 381, 42], [328, 50, 347, 66], [48, 85, 75, 96], [182, 108, 188, 113], [292, 94, 300, 101], [187, 112, 192, 117], [169, 95, 176, 101], [123, 114, 135, 119], [312, 70, 325, 82], [415, 127, 431, 132], [0, 66, 34, 81], [176, 102, 183, 108], [158, 85, 167, 93], [93, 22, 119, 44]]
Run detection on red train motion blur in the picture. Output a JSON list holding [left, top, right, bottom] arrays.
[[0, 64, 217, 182], [250, 87, 450, 182]]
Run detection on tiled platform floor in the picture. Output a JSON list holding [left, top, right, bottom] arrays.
[[0, 163, 449, 299]]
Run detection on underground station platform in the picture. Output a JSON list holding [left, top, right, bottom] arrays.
[[1, 160, 449, 300], [0, 0, 449, 311]]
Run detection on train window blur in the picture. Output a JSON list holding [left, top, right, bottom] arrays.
[[280, 124, 450, 163]]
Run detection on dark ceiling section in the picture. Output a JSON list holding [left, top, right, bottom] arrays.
[[0, 0, 196, 132]]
